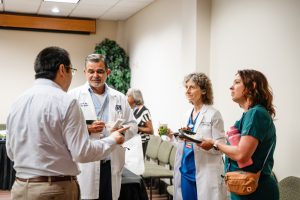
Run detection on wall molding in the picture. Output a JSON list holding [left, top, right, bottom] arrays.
[[0, 12, 96, 34]]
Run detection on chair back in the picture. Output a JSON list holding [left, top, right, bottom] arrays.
[[279, 176, 300, 200], [169, 145, 176, 169], [0, 124, 6, 130], [157, 141, 173, 165], [145, 135, 162, 160]]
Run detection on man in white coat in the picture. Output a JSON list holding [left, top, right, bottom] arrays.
[[68, 54, 137, 200]]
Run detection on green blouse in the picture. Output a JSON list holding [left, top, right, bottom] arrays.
[[226, 105, 279, 200]]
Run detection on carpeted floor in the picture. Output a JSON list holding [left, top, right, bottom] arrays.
[[146, 187, 169, 200]]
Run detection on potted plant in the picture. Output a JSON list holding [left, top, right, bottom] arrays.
[[94, 38, 131, 94]]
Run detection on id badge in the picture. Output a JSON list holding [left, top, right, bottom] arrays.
[[185, 142, 193, 149]]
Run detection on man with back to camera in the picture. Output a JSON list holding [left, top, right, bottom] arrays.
[[68, 53, 137, 200], [6, 46, 127, 200]]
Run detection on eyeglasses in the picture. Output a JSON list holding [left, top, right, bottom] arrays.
[[66, 66, 77, 76], [69, 67, 77, 76]]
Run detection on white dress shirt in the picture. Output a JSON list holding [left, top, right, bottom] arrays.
[[6, 79, 116, 179]]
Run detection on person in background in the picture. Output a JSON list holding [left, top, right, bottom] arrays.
[[167, 72, 227, 200], [200, 69, 279, 200], [6, 46, 127, 200], [68, 53, 137, 200], [126, 88, 154, 156]]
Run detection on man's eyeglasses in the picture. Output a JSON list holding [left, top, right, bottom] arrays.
[[66, 66, 77, 76]]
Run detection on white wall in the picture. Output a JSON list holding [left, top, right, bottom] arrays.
[[123, 0, 300, 180], [123, 0, 207, 131], [210, 0, 300, 180], [0, 20, 118, 123], [196, 0, 211, 74]]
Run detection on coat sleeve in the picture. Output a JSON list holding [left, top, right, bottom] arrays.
[[200, 109, 226, 155], [63, 100, 117, 163], [121, 97, 138, 141]]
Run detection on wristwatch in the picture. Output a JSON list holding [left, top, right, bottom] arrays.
[[213, 141, 219, 151]]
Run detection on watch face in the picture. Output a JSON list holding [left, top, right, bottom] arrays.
[[213, 143, 219, 150]]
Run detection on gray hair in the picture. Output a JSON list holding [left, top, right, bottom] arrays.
[[85, 54, 107, 68], [126, 88, 144, 105], [183, 72, 214, 105]]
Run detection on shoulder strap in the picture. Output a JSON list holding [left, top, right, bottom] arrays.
[[226, 141, 275, 173], [260, 141, 275, 171]]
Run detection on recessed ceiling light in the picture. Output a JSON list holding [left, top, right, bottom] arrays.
[[51, 7, 60, 13], [44, 0, 80, 3]]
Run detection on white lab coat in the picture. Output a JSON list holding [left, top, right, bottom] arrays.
[[68, 83, 137, 200], [173, 105, 228, 200]]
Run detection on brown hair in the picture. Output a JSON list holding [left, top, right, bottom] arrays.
[[238, 69, 276, 117]]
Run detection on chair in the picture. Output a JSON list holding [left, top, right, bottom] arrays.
[[166, 185, 174, 200], [0, 124, 6, 130], [166, 146, 176, 200], [142, 140, 174, 200], [145, 135, 162, 162], [279, 176, 300, 200], [168, 145, 176, 170]]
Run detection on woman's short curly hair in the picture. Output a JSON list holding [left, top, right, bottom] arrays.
[[183, 73, 214, 105], [126, 88, 144, 105]]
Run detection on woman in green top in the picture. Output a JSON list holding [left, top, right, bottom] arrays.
[[200, 69, 279, 200]]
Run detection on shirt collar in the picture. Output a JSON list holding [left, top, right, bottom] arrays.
[[85, 82, 109, 97], [35, 78, 62, 90]]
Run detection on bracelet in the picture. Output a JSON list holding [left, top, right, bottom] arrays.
[[213, 141, 219, 151]]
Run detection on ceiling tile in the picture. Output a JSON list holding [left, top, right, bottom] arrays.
[[79, 0, 119, 5], [70, 8, 107, 19], [101, 12, 131, 21], [70, 0, 121, 19], [4, 0, 41, 14], [39, 1, 77, 17], [1, 0, 156, 20]]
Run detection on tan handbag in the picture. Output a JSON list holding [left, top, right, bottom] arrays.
[[224, 142, 274, 195], [224, 170, 261, 195]]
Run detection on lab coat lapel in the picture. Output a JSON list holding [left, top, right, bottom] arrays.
[[79, 84, 97, 120], [108, 93, 118, 121], [194, 105, 208, 132]]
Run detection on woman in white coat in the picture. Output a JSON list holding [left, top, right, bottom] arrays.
[[68, 54, 137, 200], [168, 73, 227, 200]]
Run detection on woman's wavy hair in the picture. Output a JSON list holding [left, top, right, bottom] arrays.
[[183, 73, 213, 105], [238, 69, 276, 118]]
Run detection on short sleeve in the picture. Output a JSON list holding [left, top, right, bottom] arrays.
[[240, 107, 270, 142]]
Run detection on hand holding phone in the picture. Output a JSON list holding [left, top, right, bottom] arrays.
[[106, 119, 125, 132], [112, 119, 124, 129], [111, 126, 129, 144]]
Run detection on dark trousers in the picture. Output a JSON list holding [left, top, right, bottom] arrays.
[[142, 142, 147, 158], [99, 161, 112, 200]]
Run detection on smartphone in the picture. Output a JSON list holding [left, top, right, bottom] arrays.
[[112, 119, 124, 129]]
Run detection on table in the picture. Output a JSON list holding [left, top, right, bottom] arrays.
[[119, 168, 148, 200], [0, 140, 15, 190]]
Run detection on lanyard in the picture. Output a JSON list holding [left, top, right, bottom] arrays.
[[187, 109, 200, 132], [89, 88, 109, 121]]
